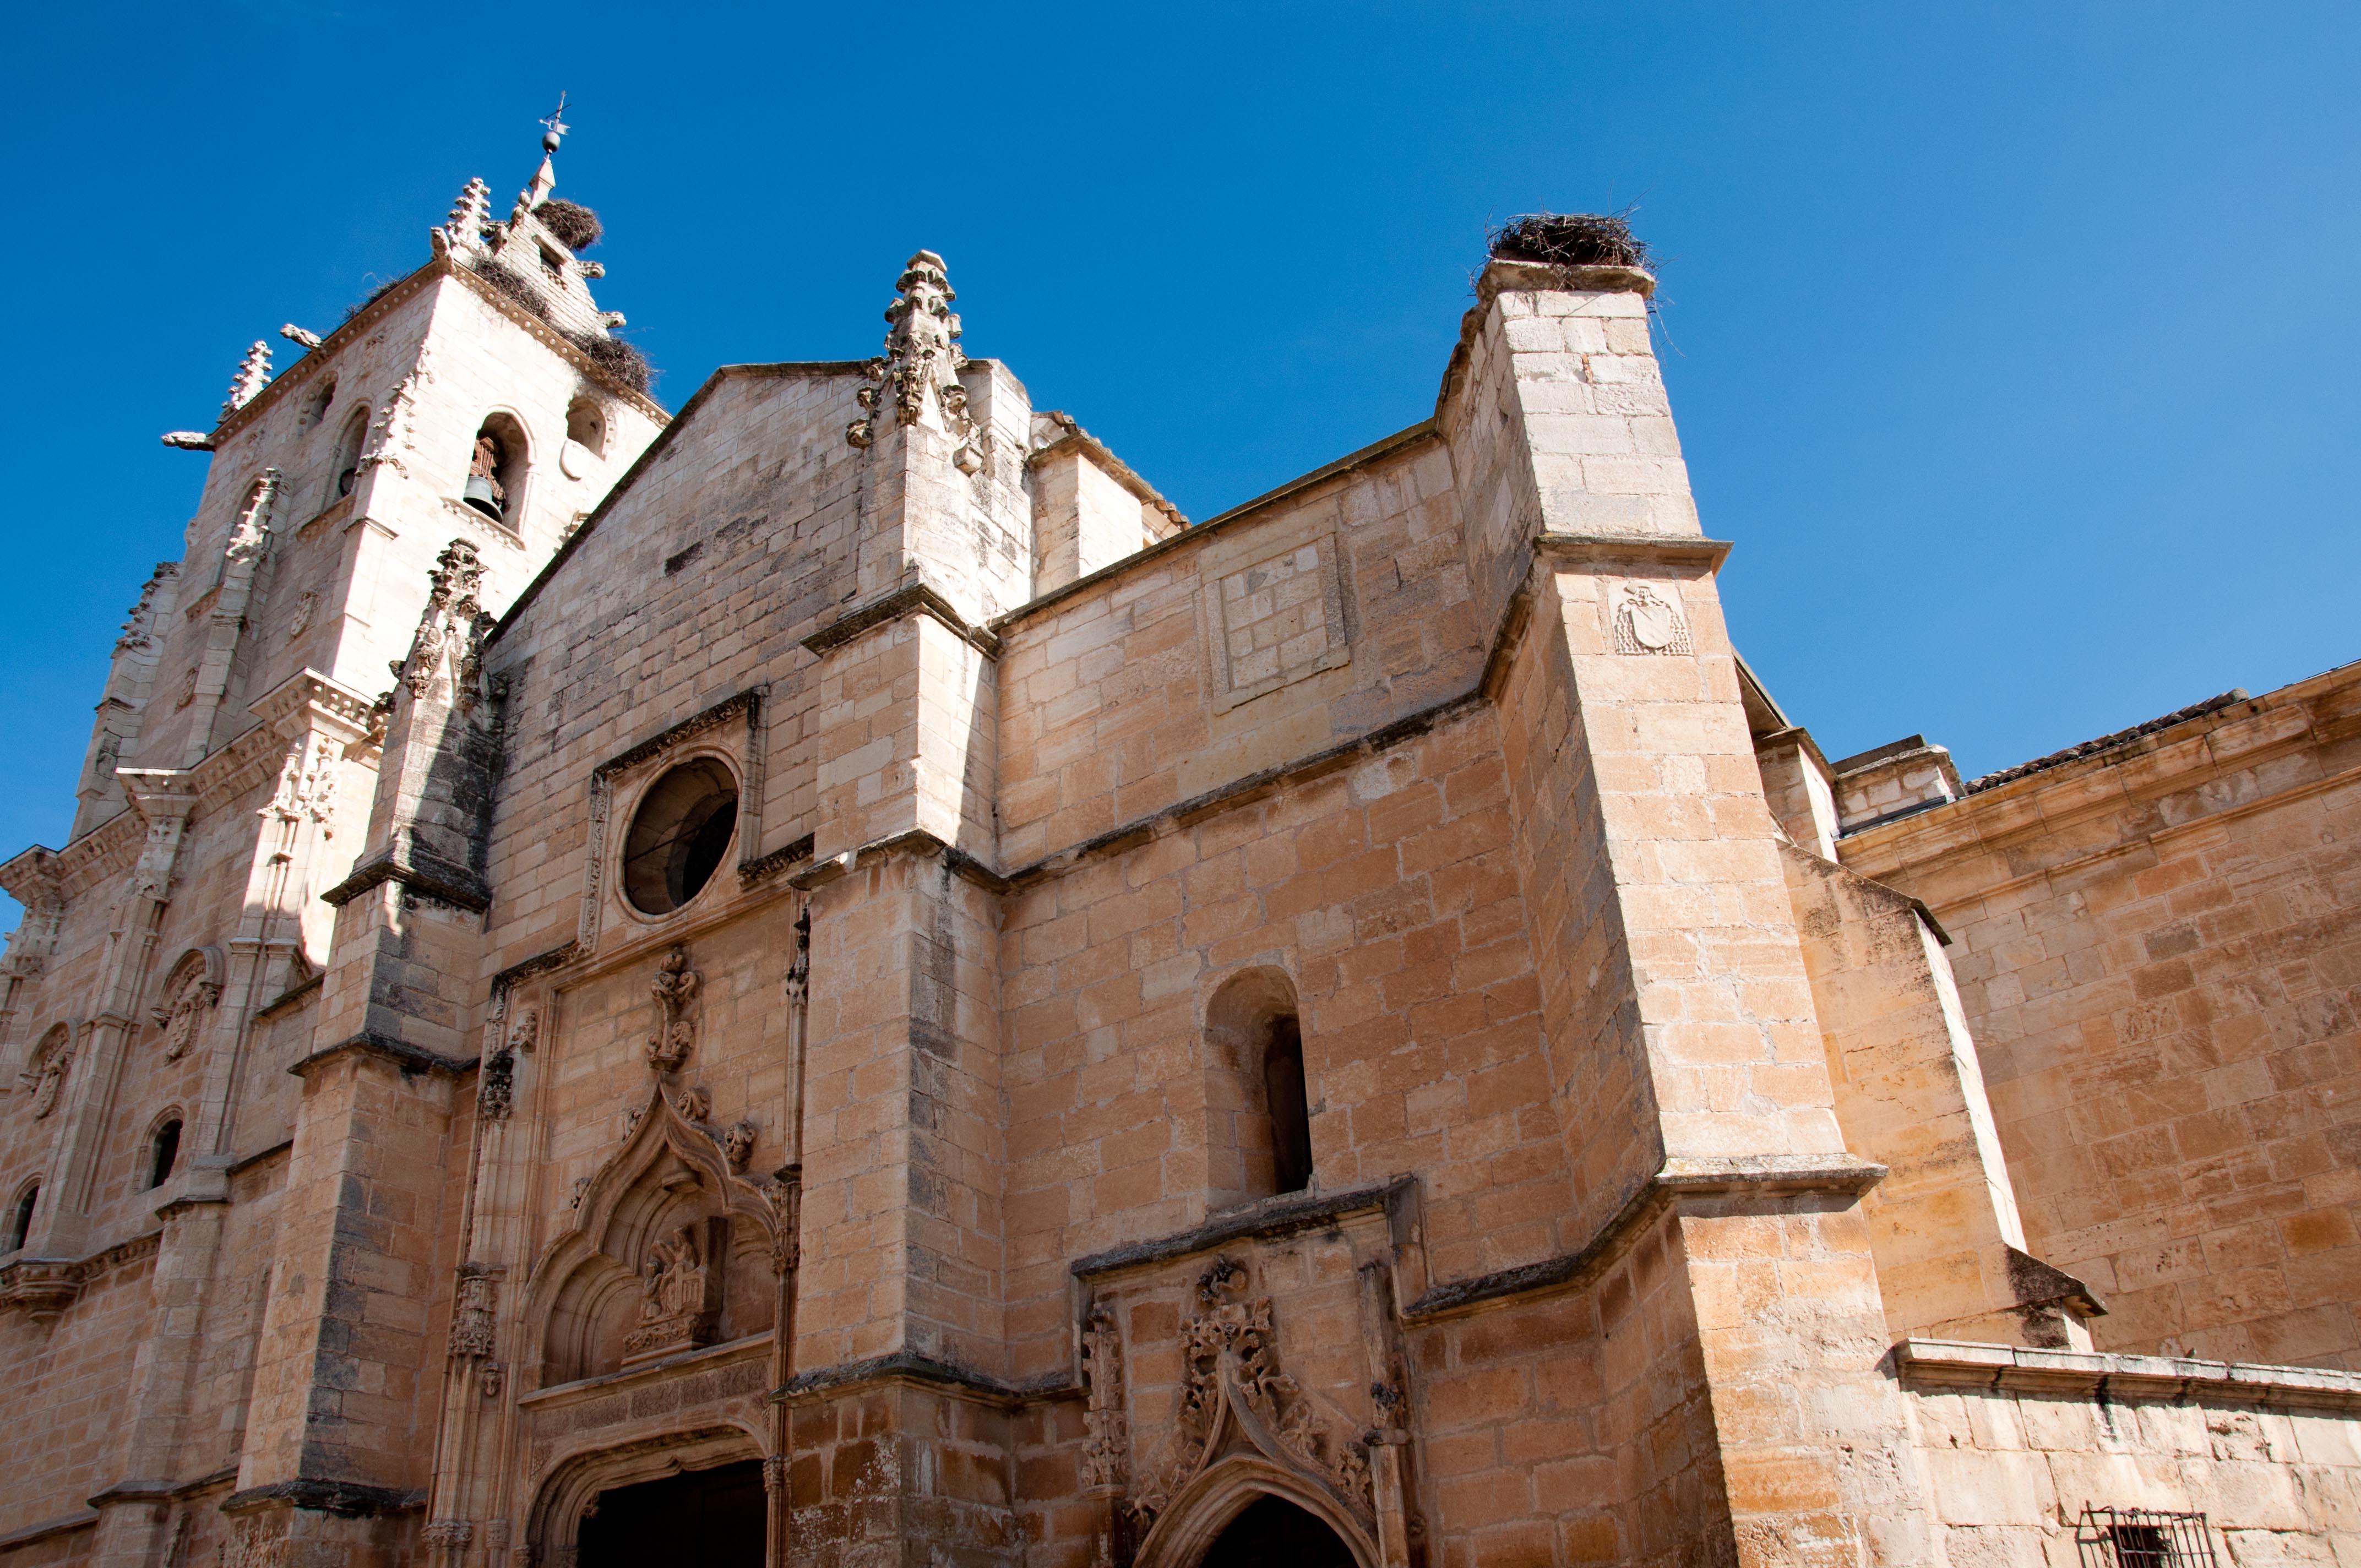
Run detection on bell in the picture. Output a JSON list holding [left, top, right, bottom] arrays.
[[463, 474, 504, 520]]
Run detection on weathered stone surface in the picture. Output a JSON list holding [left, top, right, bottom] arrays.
[[1, 154, 2355, 1568]]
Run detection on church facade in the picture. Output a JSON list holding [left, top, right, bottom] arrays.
[[3, 129, 2359, 1568]]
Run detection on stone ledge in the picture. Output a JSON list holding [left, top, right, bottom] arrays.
[[1071, 1179, 1412, 1282], [0, 1512, 97, 1551], [774, 1347, 1069, 1408], [221, 1478, 424, 1518], [319, 846, 491, 912], [1403, 1155, 1886, 1322], [800, 581, 1001, 661], [291, 1032, 472, 1080], [1532, 531, 1733, 570], [1894, 1338, 2361, 1411]]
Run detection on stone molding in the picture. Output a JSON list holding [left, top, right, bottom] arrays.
[[1402, 1155, 1886, 1322], [290, 1032, 473, 1080], [799, 580, 1002, 661], [0, 1228, 162, 1317], [1893, 1338, 2361, 1412], [576, 685, 768, 950], [1432, 255, 1656, 427], [319, 834, 492, 912], [1072, 1180, 1413, 1283], [773, 1347, 1064, 1408], [220, 1477, 425, 1518], [0, 1513, 97, 1552]]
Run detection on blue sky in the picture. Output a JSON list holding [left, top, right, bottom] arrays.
[[1, 4, 2354, 912]]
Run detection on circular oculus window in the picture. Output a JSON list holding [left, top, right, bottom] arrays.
[[621, 758, 739, 915]]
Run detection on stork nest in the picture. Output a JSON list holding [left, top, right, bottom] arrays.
[[537, 199, 603, 251], [341, 276, 401, 323], [1487, 210, 1652, 273], [474, 262, 554, 324], [568, 331, 654, 394]]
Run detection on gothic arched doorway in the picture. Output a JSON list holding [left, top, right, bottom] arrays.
[[1198, 1495, 1358, 1568], [576, 1457, 764, 1568]]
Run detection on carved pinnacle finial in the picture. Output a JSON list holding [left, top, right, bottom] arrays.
[[439, 177, 492, 254], [846, 249, 977, 464], [524, 95, 568, 213], [220, 341, 272, 422]]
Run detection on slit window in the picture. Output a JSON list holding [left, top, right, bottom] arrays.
[[7, 1183, 35, 1251]]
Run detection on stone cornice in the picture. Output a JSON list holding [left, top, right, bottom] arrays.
[[247, 668, 380, 745], [774, 1348, 1068, 1409], [291, 1031, 473, 1080], [1893, 1338, 2361, 1412], [1025, 417, 1190, 532], [1400, 1154, 1884, 1322], [1532, 531, 1732, 570], [801, 582, 1002, 661], [1071, 1179, 1412, 1282], [319, 836, 492, 912], [221, 1477, 425, 1518], [1839, 658, 2361, 892]]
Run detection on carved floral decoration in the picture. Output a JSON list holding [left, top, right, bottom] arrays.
[[1130, 1257, 1373, 1527], [846, 250, 981, 472], [261, 736, 339, 830], [646, 945, 700, 1074], [1081, 1302, 1128, 1491]]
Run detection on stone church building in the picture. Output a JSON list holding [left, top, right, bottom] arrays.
[[2, 126, 2358, 1568]]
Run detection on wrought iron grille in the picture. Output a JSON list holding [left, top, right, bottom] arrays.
[[2075, 1506, 2218, 1567]]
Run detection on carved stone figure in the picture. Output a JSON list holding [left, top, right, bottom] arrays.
[[622, 1222, 713, 1362], [478, 1048, 515, 1121], [26, 1032, 72, 1120], [724, 1120, 757, 1171], [645, 945, 700, 1074], [391, 540, 488, 705], [1612, 581, 1693, 656], [507, 1006, 540, 1054], [672, 1084, 711, 1125], [449, 1268, 498, 1359], [151, 967, 221, 1063]]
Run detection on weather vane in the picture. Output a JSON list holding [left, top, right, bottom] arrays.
[[541, 93, 570, 154]]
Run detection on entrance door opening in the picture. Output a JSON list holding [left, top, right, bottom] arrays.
[[576, 1457, 764, 1568], [1198, 1494, 1357, 1568]]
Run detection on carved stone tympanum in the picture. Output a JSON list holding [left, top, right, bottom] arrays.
[[621, 1218, 722, 1365]]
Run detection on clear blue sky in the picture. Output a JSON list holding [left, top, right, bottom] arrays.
[[1, 4, 2354, 916]]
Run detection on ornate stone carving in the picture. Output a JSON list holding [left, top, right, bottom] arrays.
[[759, 1174, 800, 1277], [439, 177, 492, 254], [723, 1120, 757, 1172], [645, 945, 700, 1074], [478, 1046, 516, 1121], [481, 1361, 505, 1400], [422, 1520, 474, 1554], [220, 340, 273, 421], [223, 1512, 290, 1568], [846, 250, 977, 467], [508, 1006, 540, 1054], [1130, 1257, 1373, 1526], [286, 589, 318, 641], [172, 667, 198, 711], [1611, 582, 1693, 656], [622, 1222, 715, 1363], [359, 348, 434, 480], [224, 470, 280, 565], [449, 1266, 498, 1359], [1081, 1302, 1128, 1491], [672, 1084, 711, 1125], [26, 1029, 72, 1119], [392, 540, 488, 706], [150, 961, 221, 1064], [114, 563, 178, 654], [762, 1454, 786, 1491], [260, 735, 338, 829]]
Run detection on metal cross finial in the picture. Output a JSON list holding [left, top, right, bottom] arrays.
[[540, 94, 570, 153]]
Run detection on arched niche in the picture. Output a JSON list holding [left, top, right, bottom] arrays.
[[525, 1425, 763, 1568], [327, 405, 371, 507], [464, 411, 532, 529], [1204, 967, 1314, 1207], [526, 1085, 783, 1387]]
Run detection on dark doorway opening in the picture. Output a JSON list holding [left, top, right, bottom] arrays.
[[1199, 1494, 1356, 1568], [1263, 1018, 1313, 1195], [576, 1458, 764, 1568]]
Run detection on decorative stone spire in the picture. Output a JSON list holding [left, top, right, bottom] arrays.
[[846, 250, 977, 466], [220, 340, 271, 421], [519, 95, 568, 215], [436, 177, 492, 254]]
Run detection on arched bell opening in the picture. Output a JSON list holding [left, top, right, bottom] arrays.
[[327, 406, 370, 507], [1135, 1461, 1379, 1568], [464, 412, 531, 526], [6, 1180, 39, 1253]]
